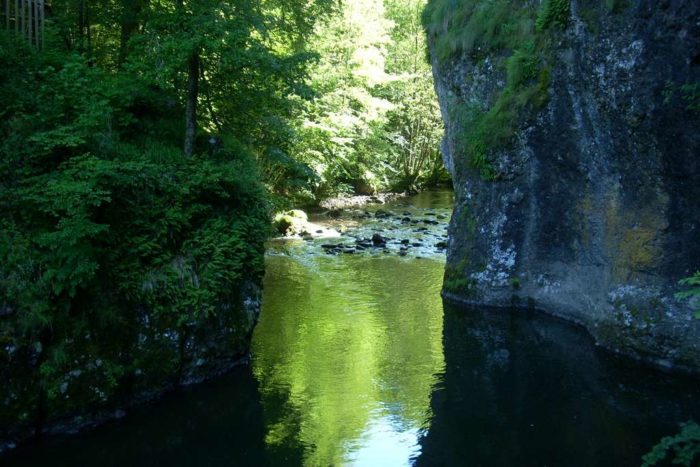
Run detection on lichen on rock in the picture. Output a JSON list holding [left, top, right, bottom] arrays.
[[427, 0, 700, 372]]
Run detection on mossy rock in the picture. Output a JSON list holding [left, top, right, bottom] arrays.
[[286, 210, 308, 222], [273, 210, 310, 236]]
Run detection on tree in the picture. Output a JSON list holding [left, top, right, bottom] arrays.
[[291, 0, 446, 199], [0, 0, 334, 435]]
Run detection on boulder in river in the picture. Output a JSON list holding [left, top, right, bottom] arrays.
[[274, 209, 340, 239], [374, 209, 393, 219], [372, 233, 387, 246]]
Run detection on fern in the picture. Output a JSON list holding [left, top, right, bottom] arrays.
[[642, 422, 700, 467], [676, 271, 700, 318]]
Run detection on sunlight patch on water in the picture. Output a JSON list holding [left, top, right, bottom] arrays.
[[345, 414, 423, 466]]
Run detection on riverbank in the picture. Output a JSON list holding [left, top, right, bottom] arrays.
[[318, 192, 407, 211]]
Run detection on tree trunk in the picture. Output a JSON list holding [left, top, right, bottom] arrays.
[[118, 0, 145, 66], [78, 0, 84, 48], [183, 52, 199, 157]]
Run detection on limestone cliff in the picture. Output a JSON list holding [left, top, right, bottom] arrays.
[[427, 0, 700, 371]]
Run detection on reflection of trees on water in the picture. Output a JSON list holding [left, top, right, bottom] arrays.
[[253, 255, 446, 465], [417, 305, 700, 466]]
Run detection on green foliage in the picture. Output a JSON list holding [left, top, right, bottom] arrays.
[[642, 422, 700, 467], [422, 0, 538, 62], [681, 82, 700, 112], [423, 0, 564, 178], [292, 0, 446, 198], [676, 271, 700, 318], [536, 0, 570, 32], [661, 80, 700, 114], [0, 0, 333, 428]]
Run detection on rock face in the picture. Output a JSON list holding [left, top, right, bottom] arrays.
[[429, 0, 700, 371], [0, 281, 261, 452]]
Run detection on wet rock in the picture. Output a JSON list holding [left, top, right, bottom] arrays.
[[319, 193, 406, 211], [435, 241, 447, 249], [372, 234, 387, 246]]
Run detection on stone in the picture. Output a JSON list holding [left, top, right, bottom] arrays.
[[429, 0, 700, 372], [372, 233, 387, 246]]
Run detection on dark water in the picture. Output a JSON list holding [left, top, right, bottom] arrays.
[[5, 191, 699, 466]]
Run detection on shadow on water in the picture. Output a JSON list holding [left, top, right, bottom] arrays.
[[3, 365, 277, 466], [417, 303, 700, 467]]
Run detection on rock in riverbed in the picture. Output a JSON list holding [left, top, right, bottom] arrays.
[[372, 233, 387, 246], [274, 210, 340, 240]]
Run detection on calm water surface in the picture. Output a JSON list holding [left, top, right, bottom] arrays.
[[5, 191, 699, 466]]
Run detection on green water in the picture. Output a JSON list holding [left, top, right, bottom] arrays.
[[253, 255, 445, 466], [4, 190, 700, 466]]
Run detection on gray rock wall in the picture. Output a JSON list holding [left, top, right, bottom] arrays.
[[431, 0, 700, 371]]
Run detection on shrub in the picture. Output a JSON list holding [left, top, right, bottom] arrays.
[[642, 422, 700, 467]]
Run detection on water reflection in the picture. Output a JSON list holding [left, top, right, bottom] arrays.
[[3, 366, 271, 466], [253, 255, 446, 466], [418, 304, 700, 466]]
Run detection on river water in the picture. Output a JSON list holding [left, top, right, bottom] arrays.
[[5, 191, 700, 466]]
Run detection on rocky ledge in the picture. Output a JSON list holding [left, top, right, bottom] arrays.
[[0, 283, 262, 454]]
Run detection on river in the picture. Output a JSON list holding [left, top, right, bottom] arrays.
[[4, 190, 699, 466]]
